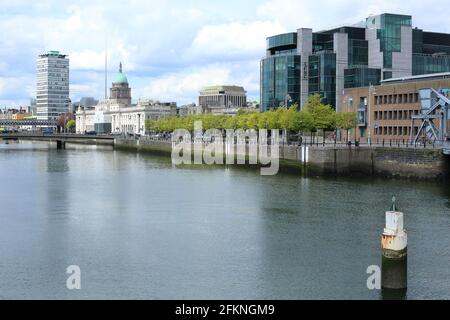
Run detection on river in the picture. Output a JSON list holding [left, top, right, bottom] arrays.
[[0, 141, 449, 299]]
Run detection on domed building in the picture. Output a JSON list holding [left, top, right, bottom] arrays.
[[110, 62, 131, 106], [76, 62, 177, 135]]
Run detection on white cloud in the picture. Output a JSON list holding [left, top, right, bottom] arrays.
[[138, 64, 232, 103], [256, 0, 450, 32], [189, 20, 285, 59], [70, 50, 106, 70], [2, 0, 450, 106], [70, 84, 94, 94]]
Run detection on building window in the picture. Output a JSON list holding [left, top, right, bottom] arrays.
[[348, 97, 353, 111]]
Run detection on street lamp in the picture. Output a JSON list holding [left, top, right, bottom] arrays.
[[367, 84, 377, 145]]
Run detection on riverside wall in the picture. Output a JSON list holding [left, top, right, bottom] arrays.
[[115, 138, 449, 180]]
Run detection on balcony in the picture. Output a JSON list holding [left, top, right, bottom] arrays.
[[357, 104, 367, 127]]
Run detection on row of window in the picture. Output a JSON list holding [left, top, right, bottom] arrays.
[[375, 93, 419, 105], [374, 126, 419, 136], [374, 109, 420, 120]]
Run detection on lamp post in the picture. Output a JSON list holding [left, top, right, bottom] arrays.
[[285, 94, 292, 107], [368, 84, 376, 145], [282, 94, 292, 143]]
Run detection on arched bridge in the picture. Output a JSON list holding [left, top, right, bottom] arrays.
[[0, 133, 115, 149]]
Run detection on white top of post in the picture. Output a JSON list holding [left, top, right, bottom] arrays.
[[384, 211, 405, 236]]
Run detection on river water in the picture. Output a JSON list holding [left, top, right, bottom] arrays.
[[0, 141, 449, 299]]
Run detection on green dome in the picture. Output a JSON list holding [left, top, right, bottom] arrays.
[[113, 72, 128, 84]]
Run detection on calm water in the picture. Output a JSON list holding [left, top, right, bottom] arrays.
[[0, 141, 449, 300]]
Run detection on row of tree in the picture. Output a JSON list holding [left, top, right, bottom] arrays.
[[145, 94, 357, 140]]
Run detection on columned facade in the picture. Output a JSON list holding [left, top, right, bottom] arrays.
[[75, 63, 177, 134]]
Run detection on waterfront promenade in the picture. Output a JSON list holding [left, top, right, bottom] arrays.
[[1, 132, 448, 180]]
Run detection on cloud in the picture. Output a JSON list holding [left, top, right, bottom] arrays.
[[256, 0, 450, 32], [137, 64, 232, 104], [70, 50, 106, 70], [189, 20, 285, 60], [2, 0, 450, 106]]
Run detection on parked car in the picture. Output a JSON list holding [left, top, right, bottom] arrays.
[[85, 130, 97, 135]]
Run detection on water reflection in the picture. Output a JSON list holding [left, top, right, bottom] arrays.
[[0, 141, 449, 299]]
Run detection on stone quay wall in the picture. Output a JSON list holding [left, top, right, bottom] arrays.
[[114, 137, 449, 180]]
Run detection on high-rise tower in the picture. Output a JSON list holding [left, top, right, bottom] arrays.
[[36, 51, 69, 120]]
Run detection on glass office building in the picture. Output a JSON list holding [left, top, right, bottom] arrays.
[[261, 33, 301, 110], [261, 13, 450, 111]]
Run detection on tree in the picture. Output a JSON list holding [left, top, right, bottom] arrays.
[[57, 112, 75, 133], [246, 112, 259, 130], [336, 112, 357, 142], [224, 115, 239, 130], [66, 120, 76, 133], [303, 94, 335, 143], [277, 105, 299, 141], [295, 110, 314, 132]]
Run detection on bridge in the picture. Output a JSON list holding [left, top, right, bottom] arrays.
[[0, 133, 115, 149], [0, 119, 58, 127], [411, 87, 450, 155]]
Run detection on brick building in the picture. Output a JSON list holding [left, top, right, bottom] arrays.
[[341, 72, 450, 143]]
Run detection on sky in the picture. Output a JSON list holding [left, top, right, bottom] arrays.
[[1, 0, 450, 107]]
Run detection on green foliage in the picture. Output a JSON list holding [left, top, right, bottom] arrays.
[[144, 97, 341, 135], [335, 111, 357, 140], [66, 120, 76, 130], [303, 94, 336, 131], [335, 112, 357, 130]]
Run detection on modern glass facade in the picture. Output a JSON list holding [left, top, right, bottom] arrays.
[[345, 67, 381, 89], [261, 33, 301, 111], [267, 33, 297, 51], [412, 54, 450, 75], [261, 13, 450, 111], [261, 54, 301, 110], [366, 14, 412, 69], [308, 51, 336, 107], [348, 39, 368, 66]]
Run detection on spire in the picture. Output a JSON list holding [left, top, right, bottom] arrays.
[[119, 62, 122, 73]]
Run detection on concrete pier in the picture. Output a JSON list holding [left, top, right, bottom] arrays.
[[56, 140, 66, 149]]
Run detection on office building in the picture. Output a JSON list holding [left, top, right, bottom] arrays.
[[261, 13, 450, 112], [341, 72, 450, 142], [198, 86, 248, 115], [36, 51, 70, 120]]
